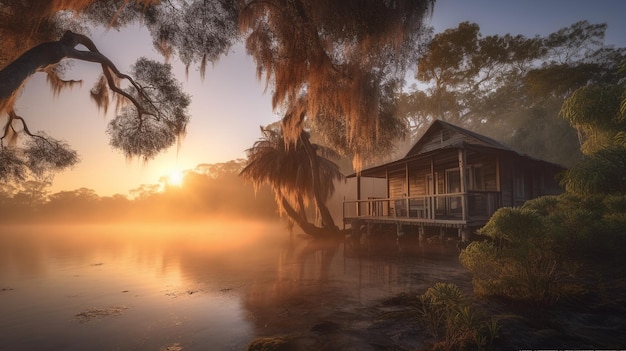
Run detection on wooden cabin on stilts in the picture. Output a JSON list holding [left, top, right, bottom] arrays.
[[342, 120, 565, 245]]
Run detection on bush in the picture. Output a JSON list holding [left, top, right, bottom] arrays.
[[460, 194, 626, 305], [477, 207, 544, 242], [247, 337, 290, 351], [524, 193, 626, 261], [419, 282, 499, 350], [460, 207, 572, 304], [460, 240, 566, 304]]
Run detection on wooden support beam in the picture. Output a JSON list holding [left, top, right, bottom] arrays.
[[430, 157, 435, 220], [458, 148, 468, 221], [356, 175, 361, 216], [396, 223, 404, 237], [458, 227, 469, 242], [386, 169, 390, 215], [496, 156, 501, 191], [405, 162, 410, 197]]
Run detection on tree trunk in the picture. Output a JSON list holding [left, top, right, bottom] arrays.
[[298, 131, 338, 231], [279, 195, 339, 237], [0, 41, 67, 106]]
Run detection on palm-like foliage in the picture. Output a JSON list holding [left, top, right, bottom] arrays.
[[240, 125, 343, 236]]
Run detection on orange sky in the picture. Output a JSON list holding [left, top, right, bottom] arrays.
[[16, 25, 278, 196], [13, 0, 626, 196]]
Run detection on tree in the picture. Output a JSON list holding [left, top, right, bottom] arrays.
[[160, 159, 278, 218], [559, 60, 626, 195], [0, 28, 191, 182], [400, 21, 625, 167], [129, 183, 161, 201], [1, 0, 435, 184], [240, 0, 434, 168], [240, 125, 343, 236], [560, 83, 626, 154], [0, 0, 239, 183], [411, 22, 544, 124], [11, 180, 51, 208], [44, 187, 101, 219], [194, 159, 247, 179]]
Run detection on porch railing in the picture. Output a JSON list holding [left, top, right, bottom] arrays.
[[343, 191, 500, 223]]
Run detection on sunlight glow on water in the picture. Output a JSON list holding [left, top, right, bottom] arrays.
[[0, 222, 274, 351], [0, 221, 469, 351]]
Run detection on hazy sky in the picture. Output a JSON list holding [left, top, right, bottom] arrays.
[[15, 0, 626, 196]]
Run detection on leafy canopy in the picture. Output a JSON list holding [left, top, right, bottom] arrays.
[[399, 20, 625, 167], [0, 0, 436, 182], [240, 0, 434, 168]]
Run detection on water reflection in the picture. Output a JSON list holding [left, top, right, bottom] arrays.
[[0, 222, 469, 350]]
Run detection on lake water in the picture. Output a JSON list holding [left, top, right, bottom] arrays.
[[0, 221, 470, 350]]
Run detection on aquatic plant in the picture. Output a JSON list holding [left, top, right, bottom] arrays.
[[418, 282, 499, 350]]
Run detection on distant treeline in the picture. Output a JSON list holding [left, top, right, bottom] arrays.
[[0, 160, 278, 224]]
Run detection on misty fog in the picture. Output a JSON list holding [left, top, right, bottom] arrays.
[[0, 221, 467, 350]]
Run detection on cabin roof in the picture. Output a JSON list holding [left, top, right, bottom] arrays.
[[349, 119, 564, 178], [405, 119, 513, 157]]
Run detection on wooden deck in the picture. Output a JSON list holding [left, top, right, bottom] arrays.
[[345, 215, 467, 228], [342, 191, 500, 230]]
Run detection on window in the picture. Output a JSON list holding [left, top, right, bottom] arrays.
[[468, 165, 484, 190], [445, 165, 485, 192], [441, 129, 452, 141], [445, 168, 462, 214], [446, 168, 461, 193]]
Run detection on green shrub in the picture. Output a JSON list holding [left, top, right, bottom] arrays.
[[247, 337, 290, 351], [461, 194, 626, 304], [521, 195, 559, 216], [461, 207, 570, 304], [527, 193, 626, 261], [477, 207, 543, 242], [419, 282, 499, 350]]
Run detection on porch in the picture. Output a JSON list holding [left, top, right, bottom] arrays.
[[342, 191, 501, 228]]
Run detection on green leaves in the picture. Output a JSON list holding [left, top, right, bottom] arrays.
[[561, 84, 624, 130], [462, 192, 626, 304], [400, 20, 625, 167], [479, 207, 543, 242], [418, 282, 499, 350], [558, 60, 626, 195], [561, 146, 626, 195], [413, 21, 545, 122]]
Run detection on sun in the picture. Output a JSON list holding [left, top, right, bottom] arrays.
[[168, 169, 184, 187]]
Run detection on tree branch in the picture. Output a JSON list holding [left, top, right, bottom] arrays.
[[59, 33, 157, 117], [0, 30, 159, 123], [7, 110, 51, 144]]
